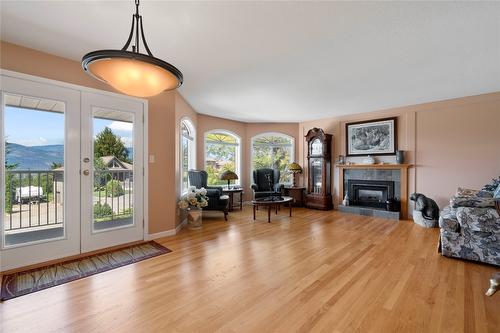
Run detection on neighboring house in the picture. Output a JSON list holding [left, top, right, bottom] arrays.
[[53, 156, 133, 203]]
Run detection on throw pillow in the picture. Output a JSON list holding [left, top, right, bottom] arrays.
[[494, 185, 500, 214], [456, 187, 479, 197], [494, 184, 500, 199], [482, 177, 500, 192], [456, 187, 492, 198], [450, 196, 495, 208]]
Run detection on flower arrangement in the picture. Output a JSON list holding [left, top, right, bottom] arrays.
[[178, 186, 209, 209]]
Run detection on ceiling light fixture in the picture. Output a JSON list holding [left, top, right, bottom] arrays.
[[81, 0, 183, 97]]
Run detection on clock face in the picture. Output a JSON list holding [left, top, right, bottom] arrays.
[[312, 138, 322, 155]]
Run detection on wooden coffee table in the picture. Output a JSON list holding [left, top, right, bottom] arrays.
[[252, 196, 293, 223]]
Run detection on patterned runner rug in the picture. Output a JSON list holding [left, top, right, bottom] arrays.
[[1, 241, 171, 301]]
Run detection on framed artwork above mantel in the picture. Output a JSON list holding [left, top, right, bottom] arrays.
[[345, 117, 397, 156]]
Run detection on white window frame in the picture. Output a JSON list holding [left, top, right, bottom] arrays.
[[203, 129, 241, 186], [180, 117, 196, 194], [250, 132, 295, 185]]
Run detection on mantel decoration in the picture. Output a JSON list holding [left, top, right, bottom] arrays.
[[178, 187, 208, 229], [220, 170, 238, 189], [287, 162, 303, 187], [82, 0, 183, 97], [346, 117, 397, 156]]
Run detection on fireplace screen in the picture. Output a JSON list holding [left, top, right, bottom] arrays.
[[347, 179, 395, 209], [358, 189, 384, 202]]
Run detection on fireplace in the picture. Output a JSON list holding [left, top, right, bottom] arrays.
[[347, 179, 395, 209]]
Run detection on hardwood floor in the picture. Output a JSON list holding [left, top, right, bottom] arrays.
[[1, 207, 499, 332]]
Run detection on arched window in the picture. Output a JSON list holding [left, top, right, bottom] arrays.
[[251, 133, 295, 184], [180, 118, 195, 194], [204, 130, 240, 186]]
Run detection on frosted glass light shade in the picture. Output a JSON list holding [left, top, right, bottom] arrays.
[[82, 51, 183, 98]]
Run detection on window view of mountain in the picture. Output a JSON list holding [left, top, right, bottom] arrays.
[[6, 143, 64, 170], [6, 143, 133, 170]]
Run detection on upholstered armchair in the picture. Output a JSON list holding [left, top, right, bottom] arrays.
[[188, 170, 229, 221], [251, 168, 284, 199], [439, 184, 500, 266]]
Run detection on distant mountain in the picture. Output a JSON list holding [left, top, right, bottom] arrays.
[[6, 143, 134, 170], [6, 143, 64, 170]]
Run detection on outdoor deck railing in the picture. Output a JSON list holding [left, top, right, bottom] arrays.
[[4, 170, 63, 232], [94, 170, 134, 222], [4, 169, 133, 232]]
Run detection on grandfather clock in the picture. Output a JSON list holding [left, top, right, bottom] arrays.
[[305, 128, 333, 210]]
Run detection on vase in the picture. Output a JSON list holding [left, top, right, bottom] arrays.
[[396, 150, 405, 164], [187, 207, 203, 230]]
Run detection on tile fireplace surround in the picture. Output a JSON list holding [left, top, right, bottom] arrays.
[[337, 164, 413, 220]]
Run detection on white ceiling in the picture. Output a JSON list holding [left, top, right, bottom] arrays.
[[1, 1, 500, 122]]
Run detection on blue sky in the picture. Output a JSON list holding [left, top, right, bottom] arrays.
[[5, 106, 133, 147]]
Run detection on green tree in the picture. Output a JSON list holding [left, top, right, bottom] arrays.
[[51, 162, 63, 170], [105, 179, 124, 197], [94, 127, 131, 163], [205, 141, 237, 185], [93, 156, 110, 190], [5, 141, 18, 213], [252, 136, 293, 183]]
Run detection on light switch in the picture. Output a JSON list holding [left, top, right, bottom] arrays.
[[149, 154, 155, 163]]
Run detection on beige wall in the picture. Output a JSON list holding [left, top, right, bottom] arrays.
[[3, 40, 498, 228], [299, 93, 500, 209], [415, 95, 500, 206]]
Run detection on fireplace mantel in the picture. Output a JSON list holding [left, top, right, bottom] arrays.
[[337, 163, 413, 220], [337, 163, 413, 170]]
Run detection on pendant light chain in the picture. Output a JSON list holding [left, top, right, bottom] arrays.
[[135, 0, 140, 53], [121, 0, 153, 56]]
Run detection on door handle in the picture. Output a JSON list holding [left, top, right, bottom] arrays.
[[83, 170, 90, 176], [83, 157, 90, 163]]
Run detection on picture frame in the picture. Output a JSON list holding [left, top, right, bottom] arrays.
[[345, 117, 397, 156]]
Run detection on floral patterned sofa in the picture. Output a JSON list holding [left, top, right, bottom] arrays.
[[439, 179, 500, 266]]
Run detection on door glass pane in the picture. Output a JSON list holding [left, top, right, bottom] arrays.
[[92, 107, 134, 231], [3, 94, 65, 246]]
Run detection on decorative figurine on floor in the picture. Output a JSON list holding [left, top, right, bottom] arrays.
[[486, 273, 500, 296], [410, 193, 440, 228], [342, 193, 349, 206]]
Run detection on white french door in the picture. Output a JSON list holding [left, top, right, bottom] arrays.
[[0, 72, 146, 271], [0, 75, 81, 270], [80, 92, 144, 252]]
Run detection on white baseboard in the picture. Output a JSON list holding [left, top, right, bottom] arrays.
[[148, 219, 187, 240]]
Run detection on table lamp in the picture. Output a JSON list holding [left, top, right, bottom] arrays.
[[220, 170, 238, 189], [288, 162, 303, 187]]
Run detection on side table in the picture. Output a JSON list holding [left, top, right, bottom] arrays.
[[284, 187, 306, 207], [222, 188, 243, 211]]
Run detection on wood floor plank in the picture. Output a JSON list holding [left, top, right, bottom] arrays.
[[1, 207, 499, 333]]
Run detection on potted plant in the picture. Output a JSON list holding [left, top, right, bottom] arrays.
[[178, 186, 209, 229]]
